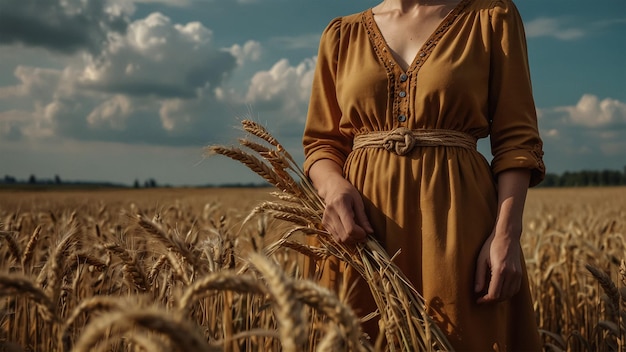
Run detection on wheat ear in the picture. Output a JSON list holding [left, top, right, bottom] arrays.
[[292, 279, 369, 351], [103, 242, 148, 292], [0, 273, 56, 323], [73, 308, 216, 352], [0, 231, 22, 264], [39, 227, 79, 307], [21, 224, 42, 271], [586, 264, 620, 318], [60, 295, 130, 350], [177, 270, 265, 314], [248, 253, 307, 352]]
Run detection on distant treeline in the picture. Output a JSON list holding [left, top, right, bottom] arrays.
[[2, 169, 626, 188], [538, 168, 626, 187], [1, 174, 128, 189], [0, 174, 269, 189]]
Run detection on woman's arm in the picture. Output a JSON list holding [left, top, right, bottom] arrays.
[[475, 168, 531, 304], [309, 159, 373, 244]]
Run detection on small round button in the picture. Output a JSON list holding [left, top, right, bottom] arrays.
[[399, 91, 407, 98], [398, 115, 407, 122], [400, 74, 408, 82]]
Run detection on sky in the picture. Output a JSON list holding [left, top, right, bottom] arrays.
[[0, 0, 625, 186]]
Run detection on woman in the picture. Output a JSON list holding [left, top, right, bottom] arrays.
[[302, 0, 545, 350]]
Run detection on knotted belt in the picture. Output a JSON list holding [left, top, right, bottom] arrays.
[[352, 127, 477, 156]]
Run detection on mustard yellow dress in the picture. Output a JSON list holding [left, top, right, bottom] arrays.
[[302, 0, 545, 350]]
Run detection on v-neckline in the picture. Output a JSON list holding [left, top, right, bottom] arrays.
[[364, 0, 470, 74]]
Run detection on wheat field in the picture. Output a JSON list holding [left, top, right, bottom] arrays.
[[0, 186, 624, 351], [0, 121, 624, 351]]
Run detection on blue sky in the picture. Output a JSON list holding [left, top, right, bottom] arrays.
[[0, 0, 625, 186]]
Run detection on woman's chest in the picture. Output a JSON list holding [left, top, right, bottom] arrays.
[[334, 30, 490, 111]]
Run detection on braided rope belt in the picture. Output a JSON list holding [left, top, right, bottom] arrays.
[[352, 127, 477, 156]]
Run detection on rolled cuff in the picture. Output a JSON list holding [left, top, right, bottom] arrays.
[[491, 146, 545, 187], [303, 148, 348, 177]]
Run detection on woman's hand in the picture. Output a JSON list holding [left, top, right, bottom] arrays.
[[321, 177, 373, 243], [474, 224, 523, 304], [308, 159, 373, 244], [475, 168, 531, 304]]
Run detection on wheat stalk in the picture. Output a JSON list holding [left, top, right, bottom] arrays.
[[128, 333, 171, 352], [22, 224, 42, 271], [586, 264, 621, 319], [0, 230, 22, 264], [248, 253, 307, 352], [135, 214, 197, 269], [60, 295, 131, 350], [38, 227, 79, 307], [316, 324, 345, 352], [103, 242, 148, 292], [251, 201, 322, 220], [148, 254, 169, 284], [205, 145, 289, 191], [0, 273, 56, 323], [73, 308, 216, 352], [65, 253, 108, 277], [291, 279, 369, 351], [277, 239, 330, 262], [177, 270, 266, 314], [241, 120, 280, 147]]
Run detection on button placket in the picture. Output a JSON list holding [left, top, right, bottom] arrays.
[[364, 1, 471, 129], [397, 72, 409, 123]]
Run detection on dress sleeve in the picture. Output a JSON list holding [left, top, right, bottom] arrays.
[[488, 0, 545, 187], [302, 18, 352, 176]]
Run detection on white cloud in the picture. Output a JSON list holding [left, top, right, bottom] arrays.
[[559, 94, 626, 128], [0, 110, 29, 140], [0, 11, 253, 146], [156, 85, 245, 138], [0, 66, 62, 99], [545, 129, 559, 137], [536, 95, 626, 174], [0, 4, 316, 156], [245, 57, 316, 121], [227, 40, 262, 66], [86, 95, 133, 129], [78, 12, 237, 98], [525, 17, 585, 40]]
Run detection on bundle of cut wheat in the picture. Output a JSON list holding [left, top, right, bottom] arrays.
[[206, 119, 453, 351]]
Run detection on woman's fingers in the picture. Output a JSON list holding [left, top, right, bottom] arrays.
[[353, 194, 374, 234], [476, 232, 524, 304], [328, 204, 367, 243], [477, 262, 523, 303], [477, 271, 503, 304], [322, 188, 370, 244]]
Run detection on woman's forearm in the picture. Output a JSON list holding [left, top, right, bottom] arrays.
[[308, 159, 346, 200], [494, 169, 532, 240]]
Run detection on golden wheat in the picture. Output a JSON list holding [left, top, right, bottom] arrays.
[[0, 129, 624, 351]]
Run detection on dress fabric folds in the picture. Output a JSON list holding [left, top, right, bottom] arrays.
[[302, 0, 545, 350]]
